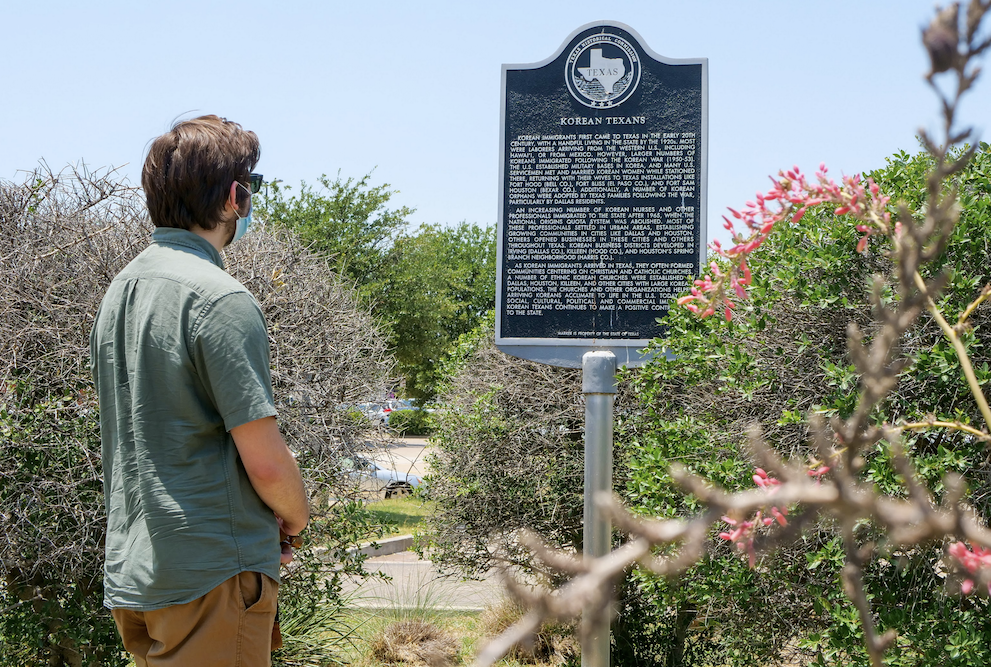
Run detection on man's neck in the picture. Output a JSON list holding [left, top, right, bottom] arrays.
[[190, 222, 232, 254]]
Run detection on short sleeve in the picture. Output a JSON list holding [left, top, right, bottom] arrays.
[[191, 291, 278, 431]]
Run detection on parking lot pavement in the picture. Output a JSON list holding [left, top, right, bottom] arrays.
[[394, 435, 431, 447], [341, 549, 505, 612], [367, 439, 432, 478]]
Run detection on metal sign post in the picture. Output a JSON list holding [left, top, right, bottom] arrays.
[[581, 351, 617, 667], [496, 21, 707, 666]]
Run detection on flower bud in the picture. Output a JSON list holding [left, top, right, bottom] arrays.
[[923, 4, 960, 75]]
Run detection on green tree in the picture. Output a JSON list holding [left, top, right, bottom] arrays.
[[257, 171, 413, 289], [257, 173, 496, 401], [372, 222, 496, 400]]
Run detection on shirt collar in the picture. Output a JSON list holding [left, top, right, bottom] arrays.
[[151, 227, 225, 270]]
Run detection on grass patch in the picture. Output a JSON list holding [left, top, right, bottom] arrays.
[[370, 617, 460, 666], [338, 607, 571, 667], [339, 609, 479, 666], [365, 496, 436, 536], [338, 558, 575, 665], [480, 600, 579, 666], [321, 498, 579, 664]]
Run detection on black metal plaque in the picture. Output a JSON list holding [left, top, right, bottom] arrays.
[[496, 22, 707, 368]]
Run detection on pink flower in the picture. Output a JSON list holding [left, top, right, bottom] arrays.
[[740, 262, 752, 285], [719, 515, 759, 568], [680, 162, 891, 321], [948, 541, 991, 595], [720, 468, 795, 568], [752, 468, 781, 492]]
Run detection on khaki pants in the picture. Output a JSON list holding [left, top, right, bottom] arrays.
[[111, 571, 278, 667]]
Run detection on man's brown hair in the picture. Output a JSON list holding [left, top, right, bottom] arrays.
[[142, 115, 261, 230]]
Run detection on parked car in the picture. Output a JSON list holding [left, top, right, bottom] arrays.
[[342, 455, 422, 499], [382, 398, 417, 423], [353, 399, 415, 424], [354, 402, 387, 424]]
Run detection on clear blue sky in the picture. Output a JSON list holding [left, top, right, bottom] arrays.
[[3, 1, 988, 247]]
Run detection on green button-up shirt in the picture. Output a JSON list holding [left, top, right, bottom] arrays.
[[91, 228, 280, 610]]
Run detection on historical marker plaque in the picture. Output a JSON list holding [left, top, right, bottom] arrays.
[[496, 22, 707, 368]]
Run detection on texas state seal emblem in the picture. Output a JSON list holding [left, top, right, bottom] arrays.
[[565, 31, 641, 109]]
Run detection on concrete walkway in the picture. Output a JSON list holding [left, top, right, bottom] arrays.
[[342, 436, 507, 612], [341, 545, 505, 612]]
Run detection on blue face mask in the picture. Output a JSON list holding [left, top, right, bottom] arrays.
[[231, 183, 253, 243]]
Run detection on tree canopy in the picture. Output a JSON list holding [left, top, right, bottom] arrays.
[[371, 222, 496, 400], [256, 174, 495, 401], [257, 172, 413, 289]]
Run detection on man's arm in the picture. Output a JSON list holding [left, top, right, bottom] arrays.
[[230, 416, 309, 536]]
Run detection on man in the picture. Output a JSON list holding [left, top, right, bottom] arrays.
[[90, 115, 309, 666]]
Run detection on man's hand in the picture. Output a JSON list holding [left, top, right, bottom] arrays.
[[277, 515, 302, 565], [231, 416, 309, 536]]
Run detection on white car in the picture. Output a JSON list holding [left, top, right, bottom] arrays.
[[356, 403, 388, 424], [342, 455, 422, 499]]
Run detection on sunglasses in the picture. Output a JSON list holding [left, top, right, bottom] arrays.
[[249, 173, 263, 194]]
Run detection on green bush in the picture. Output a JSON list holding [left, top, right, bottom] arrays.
[[425, 335, 585, 578], [615, 145, 991, 666], [387, 408, 436, 436], [425, 146, 991, 666]]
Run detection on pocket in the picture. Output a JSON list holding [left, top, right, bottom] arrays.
[[238, 571, 262, 610], [239, 571, 277, 613]]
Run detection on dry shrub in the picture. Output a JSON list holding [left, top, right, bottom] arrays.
[[369, 619, 460, 667], [481, 600, 578, 666], [0, 163, 395, 665], [0, 164, 149, 666], [427, 334, 640, 581]]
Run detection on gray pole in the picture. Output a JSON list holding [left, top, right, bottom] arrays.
[[582, 350, 616, 667]]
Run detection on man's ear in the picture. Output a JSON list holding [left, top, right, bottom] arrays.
[[228, 181, 240, 213]]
